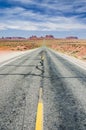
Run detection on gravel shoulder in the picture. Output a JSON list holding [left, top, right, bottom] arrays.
[[0, 49, 38, 64]]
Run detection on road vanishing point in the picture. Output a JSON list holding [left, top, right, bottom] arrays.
[[0, 47, 86, 130]]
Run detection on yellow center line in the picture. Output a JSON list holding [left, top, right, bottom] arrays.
[[35, 88, 43, 130], [41, 54, 45, 61], [41, 56, 45, 61]]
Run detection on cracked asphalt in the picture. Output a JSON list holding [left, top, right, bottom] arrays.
[[0, 48, 86, 130]]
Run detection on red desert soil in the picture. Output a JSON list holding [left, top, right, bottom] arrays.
[[0, 39, 86, 61], [49, 39, 86, 61], [0, 47, 13, 54]]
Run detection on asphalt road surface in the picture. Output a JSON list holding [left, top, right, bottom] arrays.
[[0, 47, 86, 130]]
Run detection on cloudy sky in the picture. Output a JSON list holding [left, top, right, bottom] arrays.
[[0, 0, 86, 38]]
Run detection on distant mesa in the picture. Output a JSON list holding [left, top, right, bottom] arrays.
[[29, 35, 38, 40], [29, 35, 54, 40], [45, 35, 54, 39], [0, 37, 26, 40], [66, 36, 78, 39], [0, 35, 78, 40]]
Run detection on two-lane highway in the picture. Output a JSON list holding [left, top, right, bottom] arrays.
[[0, 48, 86, 130]]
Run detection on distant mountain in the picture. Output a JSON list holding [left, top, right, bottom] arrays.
[[0, 37, 26, 40], [45, 35, 54, 39], [29, 35, 54, 40], [66, 36, 78, 39], [0, 35, 78, 40], [29, 35, 38, 40]]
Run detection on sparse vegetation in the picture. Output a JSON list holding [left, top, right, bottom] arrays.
[[0, 39, 86, 60], [0, 39, 41, 51]]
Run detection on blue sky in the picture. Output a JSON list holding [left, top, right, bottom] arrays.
[[0, 0, 86, 38]]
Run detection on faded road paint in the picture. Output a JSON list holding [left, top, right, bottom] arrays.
[[35, 88, 43, 130]]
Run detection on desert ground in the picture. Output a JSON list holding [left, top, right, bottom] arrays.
[[0, 39, 86, 61]]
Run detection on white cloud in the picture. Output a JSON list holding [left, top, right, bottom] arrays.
[[0, 16, 86, 31], [0, 24, 6, 30], [0, 21, 38, 31], [41, 21, 86, 31], [0, 2, 86, 31]]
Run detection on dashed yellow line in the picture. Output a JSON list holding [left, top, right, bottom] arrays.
[[35, 88, 43, 130], [41, 56, 45, 61]]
